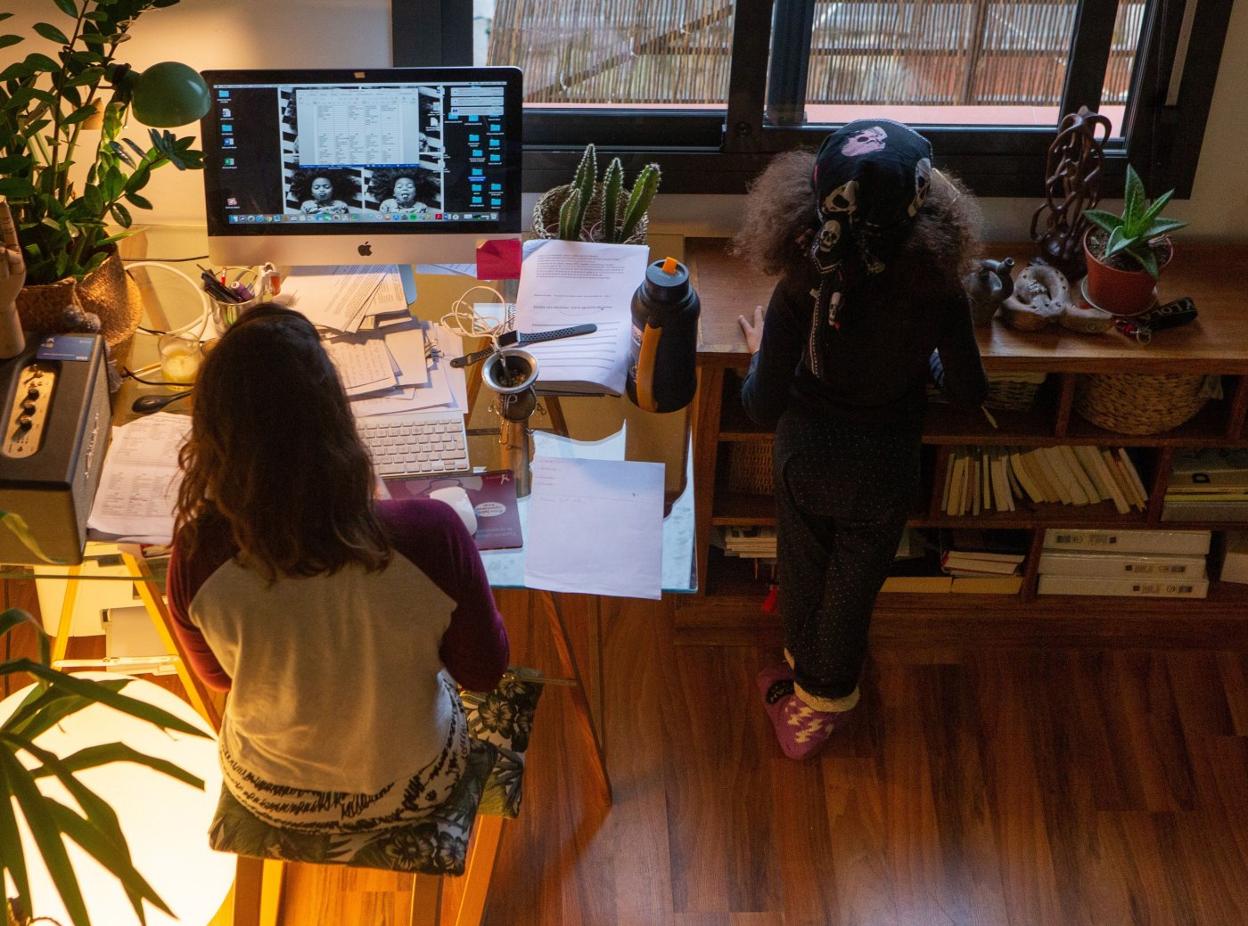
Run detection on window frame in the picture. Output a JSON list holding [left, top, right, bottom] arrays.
[[392, 0, 1232, 198]]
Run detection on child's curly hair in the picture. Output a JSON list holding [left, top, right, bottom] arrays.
[[289, 168, 358, 204], [731, 149, 982, 283]]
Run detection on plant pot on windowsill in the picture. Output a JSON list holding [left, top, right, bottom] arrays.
[[533, 184, 650, 244], [1083, 227, 1172, 317], [15, 249, 144, 357]]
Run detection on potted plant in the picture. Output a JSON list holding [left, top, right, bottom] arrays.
[[0, 0, 209, 352], [0, 608, 210, 926], [1082, 164, 1187, 316], [533, 143, 661, 244]]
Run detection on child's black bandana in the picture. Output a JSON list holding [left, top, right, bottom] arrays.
[[806, 120, 933, 380]]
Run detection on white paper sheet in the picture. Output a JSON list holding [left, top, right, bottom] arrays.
[[327, 339, 400, 395], [513, 240, 648, 396], [349, 324, 462, 416], [87, 413, 190, 543], [281, 265, 390, 332], [523, 457, 664, 600]]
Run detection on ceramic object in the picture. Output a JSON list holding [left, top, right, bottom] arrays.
[[964, 257, 1015, 326]]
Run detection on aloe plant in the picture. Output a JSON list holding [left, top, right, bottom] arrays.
[[1083, 164, 1187, 279], [0, 608, 211, 926], [618, 163, 661, 244]]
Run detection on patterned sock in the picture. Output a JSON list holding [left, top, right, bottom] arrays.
[[756, 664, 857, 760]]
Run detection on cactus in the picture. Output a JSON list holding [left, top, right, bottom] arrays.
[[618, 162, 661, 243], [558, 188, 582, 241], [571, 143, 597, 239], [601, 157, 624, 243]]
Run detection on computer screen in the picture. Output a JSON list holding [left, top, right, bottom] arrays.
[[200, 67, 522, 266]]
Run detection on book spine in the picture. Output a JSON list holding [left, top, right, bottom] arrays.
[[1037, 574, 1209, 598], [1042, 528, 1212, 555]]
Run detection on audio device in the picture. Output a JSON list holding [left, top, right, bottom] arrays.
[[0, 333, 110, 564]]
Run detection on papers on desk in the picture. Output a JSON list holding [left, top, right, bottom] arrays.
[[345, 321, 467, 417], [87, 413, 190, 545], [281, 265, 407, 333], [523, 457, 665, 600], [514, 240, 648, 396]]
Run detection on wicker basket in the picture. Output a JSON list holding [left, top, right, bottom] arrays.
[[16, 250, 142, 351], [1075, 373, 1210, 435], [985, 373, 1048, 411], [726, 442, 774, 495], [532, 183, 649, 244]]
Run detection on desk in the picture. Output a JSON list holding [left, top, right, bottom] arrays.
[[109, 240, 700, 803]]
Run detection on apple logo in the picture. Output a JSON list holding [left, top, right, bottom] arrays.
[[358, 241, 372, 257]]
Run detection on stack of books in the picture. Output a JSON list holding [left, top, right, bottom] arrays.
[[1037, 528, 1211, 598], [938, 529, 1028, 594], [722, 525, 777, 561], [1162, 449, 1248, 522], [941, 445, 1148, 516]]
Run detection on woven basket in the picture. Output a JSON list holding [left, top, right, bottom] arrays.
[[1075, 373, 1210, 435], [533, 183, 649, 244], [985, 374, 1047, 411], [16, 250, 142, 351], [726, 442, 774, 495]]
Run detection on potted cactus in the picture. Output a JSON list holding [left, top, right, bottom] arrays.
[[1082, 164, 1187, 316], [533, 144, 661, 245]]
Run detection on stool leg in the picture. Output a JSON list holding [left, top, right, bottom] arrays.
[[408, 872, 442, 926], [453, 816, 505, 926]]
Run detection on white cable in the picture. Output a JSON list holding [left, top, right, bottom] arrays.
[[440, 284, 512, 344], [124, 261, 212, 340]]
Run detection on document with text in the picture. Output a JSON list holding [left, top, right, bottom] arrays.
[[513, 240, 649, 395], [87, 413, 190, 544]]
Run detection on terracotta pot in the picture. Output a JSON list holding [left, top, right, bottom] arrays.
[[532, 183, 649, 244], [15, 250, 143, 349], [1083, 229, 1171, 317]]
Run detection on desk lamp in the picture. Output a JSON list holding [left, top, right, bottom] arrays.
[[0, 676, 233, 926]]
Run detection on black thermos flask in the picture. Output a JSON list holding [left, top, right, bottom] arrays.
[[627, 257, 700, 412]]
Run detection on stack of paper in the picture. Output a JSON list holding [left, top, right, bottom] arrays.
[[87, 413, 191, 545], [281, 264, 408, 334], [346, 320, 467, 417]]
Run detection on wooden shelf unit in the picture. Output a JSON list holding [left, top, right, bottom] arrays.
[[682, 238, 1248, 644]]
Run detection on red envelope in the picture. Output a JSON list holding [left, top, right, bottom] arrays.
[[476, 238, 522, 280]]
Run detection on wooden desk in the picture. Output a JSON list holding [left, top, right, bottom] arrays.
[[683, 237, 1248, 646]]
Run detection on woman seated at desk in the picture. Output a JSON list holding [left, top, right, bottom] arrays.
[[167, 306, 508, 831]]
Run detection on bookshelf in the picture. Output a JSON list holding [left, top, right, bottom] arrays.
[[682, 238, 1248, 646]]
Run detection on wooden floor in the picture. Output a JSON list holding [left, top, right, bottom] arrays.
[[283, 590, 1248, 926], [8, 580, 1248, 924]]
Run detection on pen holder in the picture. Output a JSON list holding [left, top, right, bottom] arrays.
[[209, 295, 261, 334], [483, 349, 539, 497]]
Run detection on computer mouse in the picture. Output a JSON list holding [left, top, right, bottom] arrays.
[[429, 486, 478, 535]]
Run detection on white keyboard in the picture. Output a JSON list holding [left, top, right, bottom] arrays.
[[357, 409, 470, 477]]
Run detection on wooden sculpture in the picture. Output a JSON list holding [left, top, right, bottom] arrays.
[[1030, 106, 1113, 278]]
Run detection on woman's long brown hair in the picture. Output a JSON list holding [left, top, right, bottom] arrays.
[[173, 305, 391, 581]]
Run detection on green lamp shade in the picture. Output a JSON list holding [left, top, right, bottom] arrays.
[[130, 62, 211, 128]]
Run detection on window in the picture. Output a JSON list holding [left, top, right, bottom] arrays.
[[394, 0, 1233, 197]]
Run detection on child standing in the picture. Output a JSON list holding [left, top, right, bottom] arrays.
[[734, 120, 988, 759]]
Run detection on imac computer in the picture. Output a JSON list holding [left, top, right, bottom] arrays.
[[200, 67, 522, 266]]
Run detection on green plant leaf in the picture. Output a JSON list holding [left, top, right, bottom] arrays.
[[1138, 188, 1174, 227], [31, 742, 206, 790], [0, 764, 34, 920], [32, 21, 71, 44], [1143, 217, 1187, 239], [0, 35, 24, 51], [23, 51, 59, 72], [53, 0, 79, 16], [124, 191, 152, 210], [0, 660, 211, 738], [1104, 225, 1133, 258], [0, 12, 13, 21], [0, 750, 92, 926], [1126, 244, 1161, 279], [0, 606, 36, 640], [62, 104, 97, 127], [1082, 209, 1122, 234], [1122, 164, 1145, 231]]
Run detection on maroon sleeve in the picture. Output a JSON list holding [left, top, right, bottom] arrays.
[[166, 523, 236, 692], [378, 498, 509, 692]]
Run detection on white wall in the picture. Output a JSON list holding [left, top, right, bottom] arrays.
[[6, 0, 1246, 241]]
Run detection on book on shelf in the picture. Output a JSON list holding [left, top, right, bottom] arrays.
[[1170, 449, 1248, 489], [1042, 528, 1211, 556], [1038, 550, 1207, 579], [951, 575, 1024, 594], [1037, 574, 1209, 599], [1161, 499, 1248, 522], [940, 529, 1028, 576], [1219, 531, 1248, 584]]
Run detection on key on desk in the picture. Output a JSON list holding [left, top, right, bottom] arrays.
[[356, 409, 471, 476]]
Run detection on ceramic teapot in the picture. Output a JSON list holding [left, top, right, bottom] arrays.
[[964, 257, 1015, 326]]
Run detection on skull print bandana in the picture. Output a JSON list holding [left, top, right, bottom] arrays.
[[806, 119, 933, 380]]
